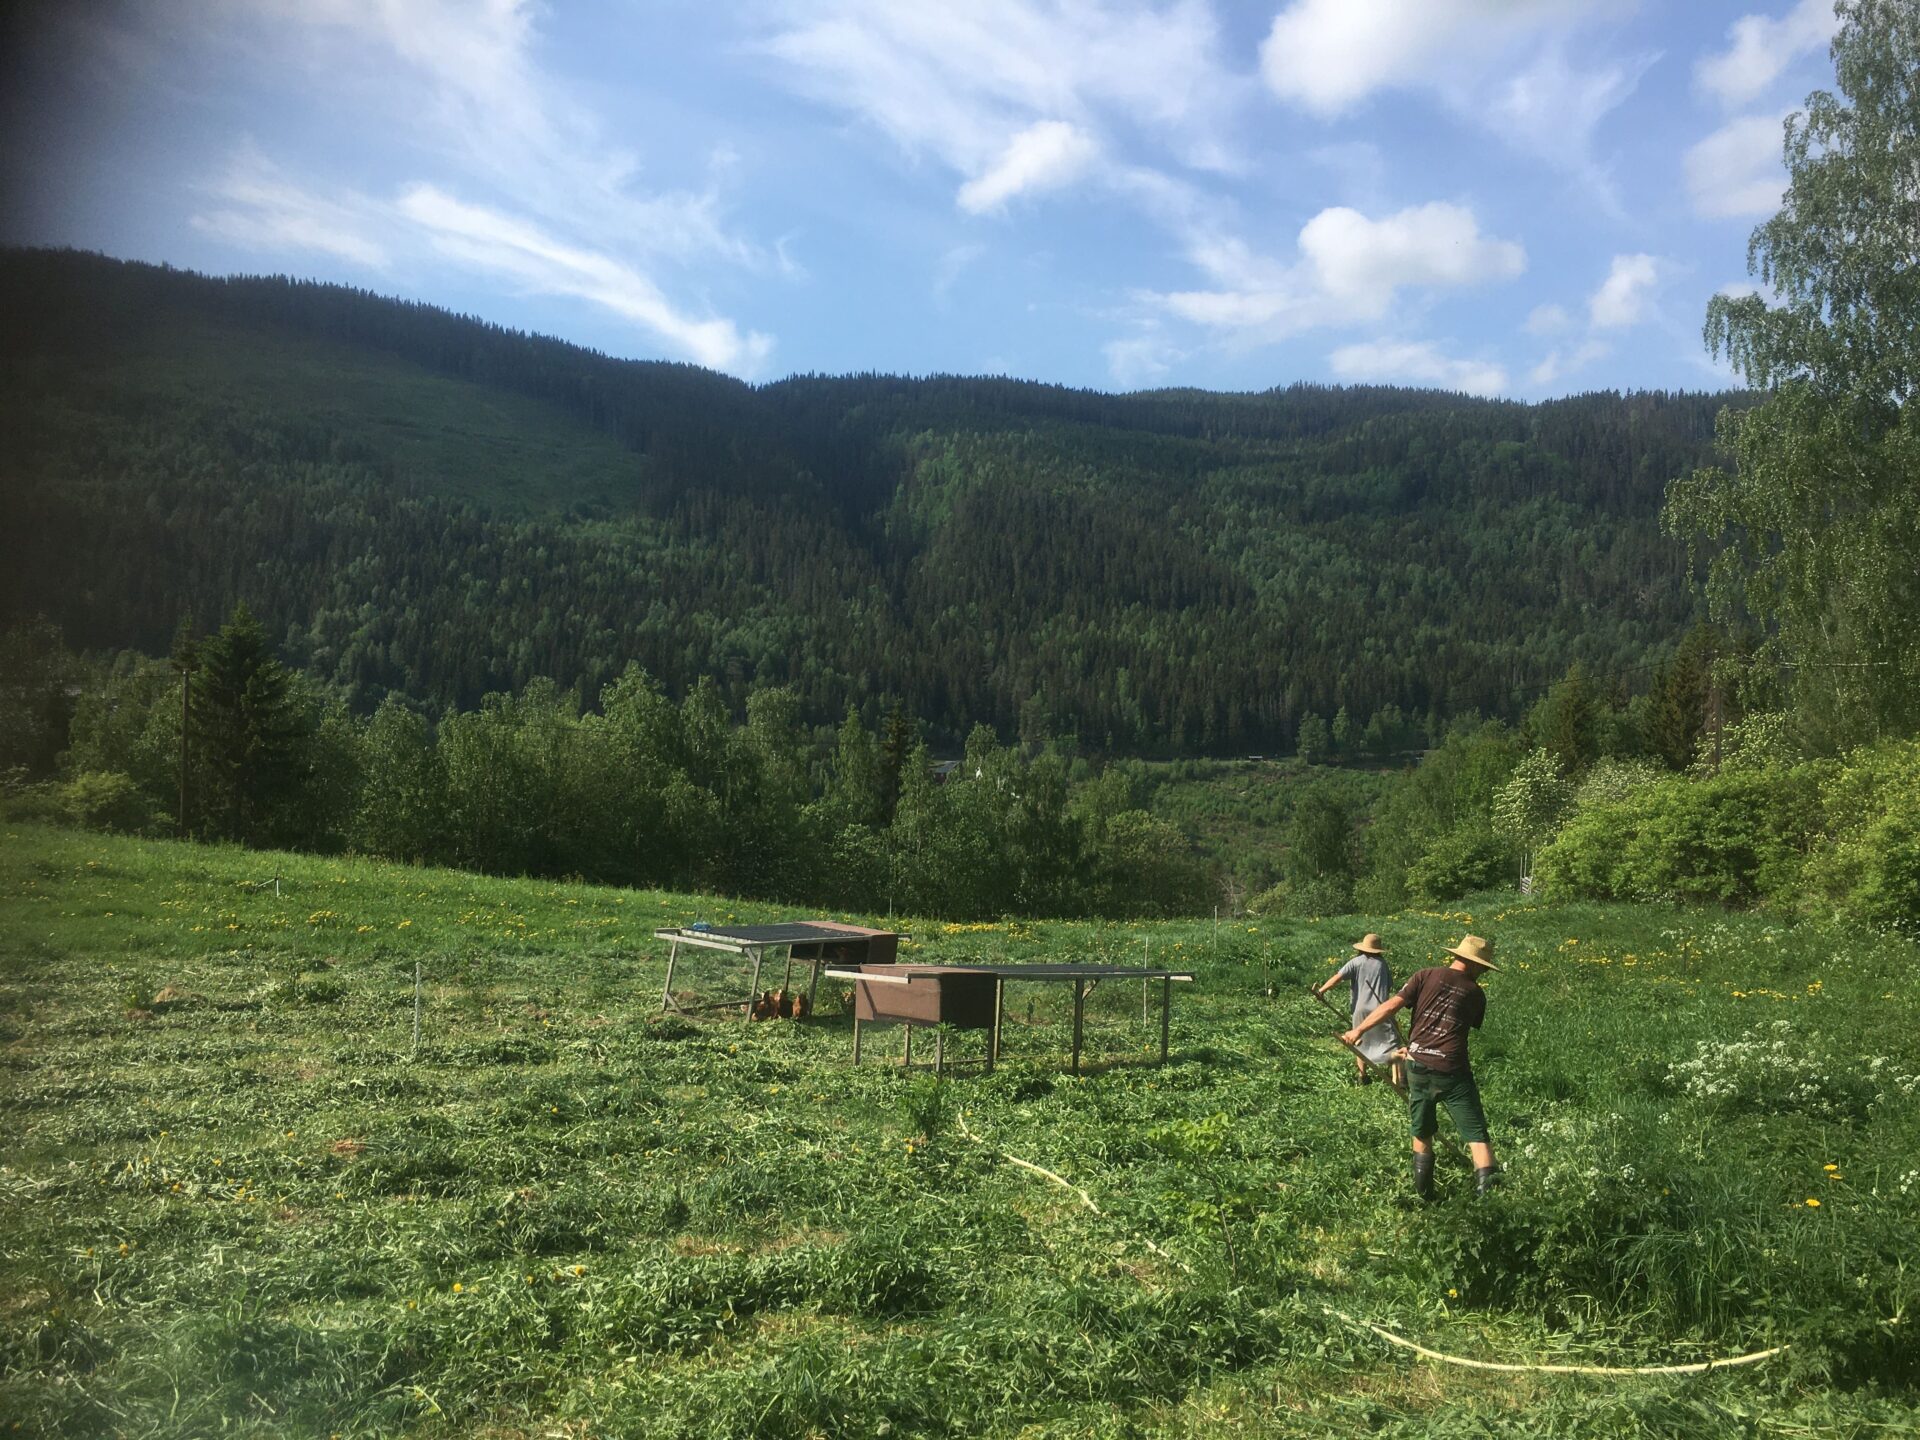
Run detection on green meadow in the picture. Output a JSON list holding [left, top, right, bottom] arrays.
[[2, 822, 1916, 1437]]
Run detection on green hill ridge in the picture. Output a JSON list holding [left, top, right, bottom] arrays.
[[2, 248, 1739, 750]]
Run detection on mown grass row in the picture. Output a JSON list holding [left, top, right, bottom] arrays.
[[2, 822, 1917, 1436]]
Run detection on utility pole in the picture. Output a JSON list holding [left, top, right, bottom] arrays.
[[170, 629, 199, 838]]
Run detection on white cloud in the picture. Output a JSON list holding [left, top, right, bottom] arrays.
[[1486, 41, 1659, 201], [1299, 203, 1525, 315], [1525, 303, 1571, 336], [1147, 200, 1524, 346], [1105, 335, 1182, 388], [933, 243, 986, 304], [190, 147, 389, 269], [1258, 0, 1645, 203], [1527, 338, 1609, 389], [957, 120, 1099, 214], [1329, 339, 1507, 396], [1259, 0, 1588, 116], [397, 185, 774, 375], [1684, 112, 1786, 219], [1590, 253, 1662, 329], [761, 0, 1243, 185], [181, 0, 777, 369], [1696, 0, 1837, 109]]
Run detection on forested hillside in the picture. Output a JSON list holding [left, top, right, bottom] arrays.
[[0, 249, 1737, 752]]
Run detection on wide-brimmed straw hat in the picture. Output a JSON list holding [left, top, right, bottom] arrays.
[[1445, 935, 1498, 971], [1352, 933, 1385, 955]]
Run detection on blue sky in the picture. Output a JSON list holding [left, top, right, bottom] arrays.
[[0, 0, 1841, 397]]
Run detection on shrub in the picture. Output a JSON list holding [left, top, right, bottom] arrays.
[[1797, 739, 1920, 934], [1406, 824, 1513, 903], [1246, 875, 1352, 917], [1536, 767, 1819, 906], [1852, 807, 1920, 936], [59, 770, 166, 835], [1570, 756, 1667, 812]]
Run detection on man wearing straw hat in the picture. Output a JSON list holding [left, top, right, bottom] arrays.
[[1343, 935, 1501, 1200], [1313, 933, 1404, 1091]]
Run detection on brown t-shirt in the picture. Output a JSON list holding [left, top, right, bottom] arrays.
[[1396, 966, 1486, 1072]]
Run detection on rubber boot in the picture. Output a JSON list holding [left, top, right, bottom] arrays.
[[1412, 1152, 1434, 1202], [1475, 1166, 1502, 1197]]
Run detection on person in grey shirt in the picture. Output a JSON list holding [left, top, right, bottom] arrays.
[[1314, 933, 1405, 1091]]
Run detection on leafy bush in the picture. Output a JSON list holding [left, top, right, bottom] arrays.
[[59, 770, 166, 835], [1797, 740, 1920, 935], [1405, 823, 1514, 903], [1245, 874, 1353, 917], [1570, 756, 1666, 813], [1852, 807, 1920, 936], [1536, 767, 1819, 906]]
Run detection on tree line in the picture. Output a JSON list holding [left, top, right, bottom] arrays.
[[5, 609, 1208, 920]]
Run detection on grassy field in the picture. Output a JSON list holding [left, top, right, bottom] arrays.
[[2, 822, 1917, 1438]]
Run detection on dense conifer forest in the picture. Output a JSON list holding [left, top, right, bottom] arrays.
[[1, 248, 1736, 754]]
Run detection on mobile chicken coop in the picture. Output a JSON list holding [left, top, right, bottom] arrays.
[[651, 921, 902, 1016], [826, 961, 1194, 1074]]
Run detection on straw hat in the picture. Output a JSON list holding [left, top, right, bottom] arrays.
[[1352, 933, 1385, 955], [1445, 935, 1498, 971]]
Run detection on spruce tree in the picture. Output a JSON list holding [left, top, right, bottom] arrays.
[[195, 604, 309, 845]]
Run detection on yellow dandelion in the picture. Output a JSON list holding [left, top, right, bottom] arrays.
[[572, 1265, 585, 1276], [1447, 1287, 1458, 1298], [1823, 1163, 1839, 1172], [1804, 1198, 1821, 1208]]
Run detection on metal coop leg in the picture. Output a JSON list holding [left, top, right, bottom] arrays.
[[660, 941, 680, 1013], [989, 978, 1004, 1072], [1159, 977, 1171, 1064], [746, 948, 765, 1015], [1071, 978, 1085, 1076]]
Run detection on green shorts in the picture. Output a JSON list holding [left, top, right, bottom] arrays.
[[1408, 1062, 1489, 1144]]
